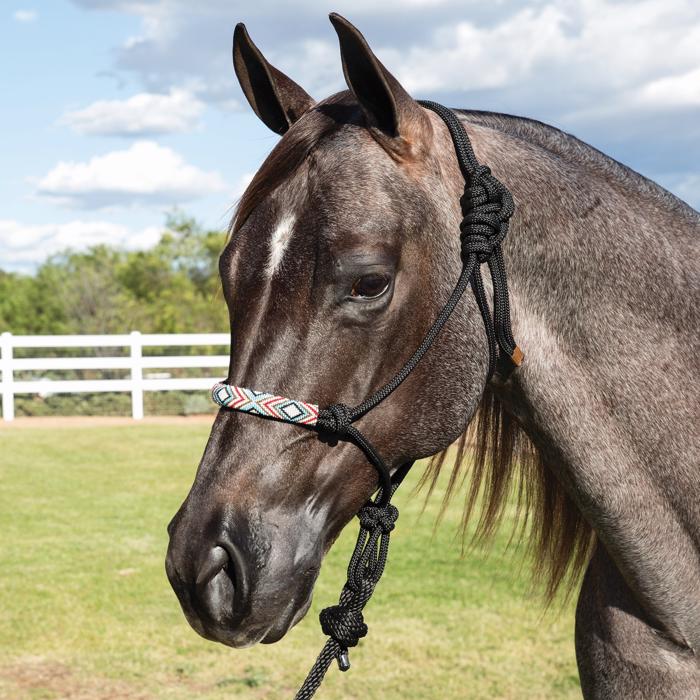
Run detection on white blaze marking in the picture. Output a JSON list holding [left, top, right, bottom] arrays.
[[266, 214, 296, 277]]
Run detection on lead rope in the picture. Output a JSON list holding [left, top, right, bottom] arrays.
[[212, 101, 522, 698], [293, 469, 409, 700], [291, 102, 522, 698]]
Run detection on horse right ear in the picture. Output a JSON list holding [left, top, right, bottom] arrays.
[[328, 13, 429, 157], [233, 23, 315, 135]]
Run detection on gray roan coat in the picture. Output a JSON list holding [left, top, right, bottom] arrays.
[[166, 14, 700, 698]]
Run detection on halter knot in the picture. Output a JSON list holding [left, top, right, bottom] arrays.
[[459, 164, 513, 263], [358, 503, 399, 534], [319, 605, 368, 648], [317, 403, 353, 436]]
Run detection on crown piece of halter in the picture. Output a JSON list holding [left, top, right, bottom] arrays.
[[212, 382, 320, 426]]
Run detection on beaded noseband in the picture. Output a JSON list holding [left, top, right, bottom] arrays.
[[212, 384, 320, 426], [212, 101, 523, 699]]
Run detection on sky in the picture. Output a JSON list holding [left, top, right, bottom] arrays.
[[1, 0, 698, 271]]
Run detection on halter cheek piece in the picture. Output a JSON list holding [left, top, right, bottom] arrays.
[[212, 101, 522, 699]]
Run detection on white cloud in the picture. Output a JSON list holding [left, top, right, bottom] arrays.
[[637, 67, 700, 109], [13, 9, 37, 22], [35, 141, 227, 209], [66, 0, 700, 196], [61, 88, 205, 136], [379, 0, 700, 104], [232, 172, 254, 201], [278, 39, 343, 97], [69, 0, 700, 120], [0, 219, 162, 268], [381, 6, 569, 93]]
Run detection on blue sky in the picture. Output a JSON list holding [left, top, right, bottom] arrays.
[[1, 0, 698, 271]]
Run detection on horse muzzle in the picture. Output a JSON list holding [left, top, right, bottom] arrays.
[[165, 500, 321, 648]]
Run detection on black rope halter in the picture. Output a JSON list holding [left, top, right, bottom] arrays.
[[212, 101, 522, 699]]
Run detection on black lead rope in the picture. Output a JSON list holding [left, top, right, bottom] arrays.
[[293, 466, 410, 700], [291, 102, 523, 699]]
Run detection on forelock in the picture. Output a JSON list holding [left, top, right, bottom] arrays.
[[230, 92, 365, 237]]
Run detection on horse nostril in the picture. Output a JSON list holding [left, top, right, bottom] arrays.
[[168, 533, 252, 635], [196, 545, 231, 587], [193, 544, 242, 628]]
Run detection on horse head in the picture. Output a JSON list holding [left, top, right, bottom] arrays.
[[165, 15, 489, 648]]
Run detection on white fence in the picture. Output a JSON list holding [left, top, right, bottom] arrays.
[[0, 332, 229, 421]]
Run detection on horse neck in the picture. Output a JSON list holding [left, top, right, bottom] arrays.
[[461, 115, 700, 617], [457, 116, 700, 647], [471, 118, 698, 479]]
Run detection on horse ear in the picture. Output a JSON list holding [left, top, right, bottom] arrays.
[[233, 23, 315, 135], [329, 13, 427, 148]]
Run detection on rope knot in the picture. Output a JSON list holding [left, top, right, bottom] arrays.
[[319, 605, 368, 648], [459, 164, 511, 263], [317, 403, 353, 437], [358, 503, 399, 534]]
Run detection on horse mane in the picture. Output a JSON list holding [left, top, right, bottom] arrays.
[[457, 109, 697, 219], [230, 97, 597, 600], [419, 387, 595, 601]]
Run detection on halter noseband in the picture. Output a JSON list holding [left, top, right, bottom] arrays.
[[212, 101, 522, 699]]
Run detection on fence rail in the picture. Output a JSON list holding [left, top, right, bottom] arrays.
[[0, 332, 230, 421]]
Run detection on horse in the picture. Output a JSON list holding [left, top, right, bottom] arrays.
[[165, 13, 700, 698]]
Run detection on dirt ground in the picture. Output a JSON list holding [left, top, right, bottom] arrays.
[[0, 657, 151, 700]]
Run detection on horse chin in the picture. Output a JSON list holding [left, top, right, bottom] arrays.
[[191, 592, 315, 650], [260, 594, 314, 644]]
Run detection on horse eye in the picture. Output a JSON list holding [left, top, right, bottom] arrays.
[[350, 273, 391, 299]]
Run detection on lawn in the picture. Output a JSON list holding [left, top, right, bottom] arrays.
[[0, 423, 581, 699]]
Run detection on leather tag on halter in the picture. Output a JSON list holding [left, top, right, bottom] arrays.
[[510, 346, 524, 367]]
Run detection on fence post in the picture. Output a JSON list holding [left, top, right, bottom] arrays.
[[130, 331, 143, 420], [1, 332, 14, 422]]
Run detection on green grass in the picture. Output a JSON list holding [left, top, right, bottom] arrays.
[[0, 424, 581, 699]]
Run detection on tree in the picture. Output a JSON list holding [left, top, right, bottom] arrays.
[[0, 214, 229, 335]]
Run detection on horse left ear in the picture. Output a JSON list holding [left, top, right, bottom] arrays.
[[233, 23, 315, 135], [329, 13, 429, 154]]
